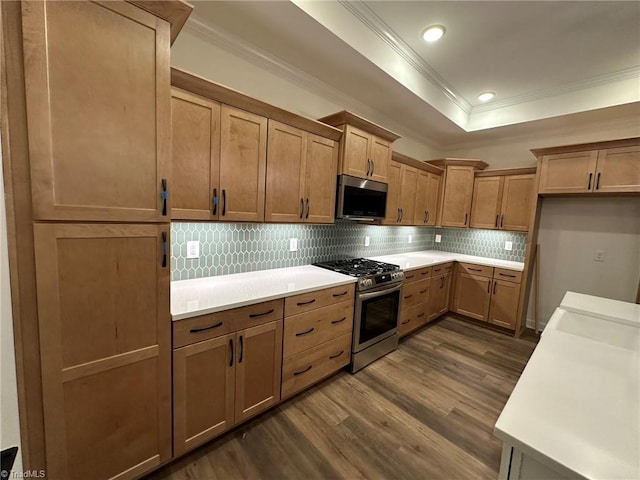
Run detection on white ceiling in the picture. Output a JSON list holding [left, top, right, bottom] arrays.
[[188, 0, 640, 145]]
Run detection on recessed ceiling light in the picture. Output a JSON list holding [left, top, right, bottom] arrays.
[[421, 25, 446, 43], [478, 92, 495, 102]]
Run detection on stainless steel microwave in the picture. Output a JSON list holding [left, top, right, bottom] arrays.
[[335, 175, 388, 220]]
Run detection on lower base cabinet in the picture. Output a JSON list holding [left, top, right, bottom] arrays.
[[488, 279, 521, 330], [428, 270, 452, 321], [173, 310, 283, 456], [453, 273, 492, 321]]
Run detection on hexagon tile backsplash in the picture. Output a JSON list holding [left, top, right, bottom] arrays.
[[171, 221, 527, 281]]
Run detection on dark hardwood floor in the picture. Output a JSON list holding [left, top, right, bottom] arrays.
[[146, 317, 537, 480]]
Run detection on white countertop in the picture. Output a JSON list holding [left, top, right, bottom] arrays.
[[369, 250, 524, 272], [171, 265, 355, 320], [495, 293, 640, 480], [560, 291, 640, 327]]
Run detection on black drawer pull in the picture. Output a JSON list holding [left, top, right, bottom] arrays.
[[249, 308, 274, 318], [239, 335, 244, 363], [332, 291, 348, 298], [331, 317, 346, 325], [229, 339, 233, 367], [421, 271, 429, 275], [468, 268, 483, 272], [499, 273, 516, 278], [296, 299, 316, 306], [405, 274, 414, 279], [293, 365, 312, 376], [190, 321, 223, 334], [596, 172, 601, 190], [329, 350, 344, 360], [417, 313, 425, 318], [587, 172, 593, 190], [419, 289, 427, 294], [295, 327, 315, 337], [403, 294, 413, 299], [401, 319, 410, 325]]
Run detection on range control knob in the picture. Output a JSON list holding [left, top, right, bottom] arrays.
[[360, 278, 373, 289]]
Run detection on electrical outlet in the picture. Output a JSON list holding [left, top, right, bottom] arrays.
[[504, 241, 513, 251], [594, 249, 606, 262], [408, 235, 412, 244], [364, 236, 370, 247], [186, 241, 200, 259], [435, 234, 442, 243], [289, 238, 298, 252]]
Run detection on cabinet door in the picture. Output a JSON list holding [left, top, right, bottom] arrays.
[[438, 272, 452, 316], [538, 151, 598, 194], [341, 125, 370, 178], [428, 274, 447, 321], [399, 165, 418, 224], [220, 106, 267, 222], [500, 174, 535, 231], [265, 121, 305, 223], [488, 280, 520, 330], [234, 320, 283, 424], [173, 334, 235, 455], [470, 176, 503, 229], [414, 171, 430, 225], [22, 1, 170, 222], [594, 146, 640, 193], [369, 136, 391, 183], [304, 134, 338, 224], [33, 223, 171, 480], [384, 161, 402, 223], [171, 89, 220, 220], [453, 273, 491, 321], [440, 166, 474, 227], [425, 173, 441, 226]]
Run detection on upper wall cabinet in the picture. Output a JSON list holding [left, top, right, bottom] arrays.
[[470, 169, 536, 232], [318, 111, 400, 183], [22, 1, 171, 222], [428, 159, 488, 228], [534, 140, 640, 195], [265, 122, 338, 224], [415, 170, 441, 226]]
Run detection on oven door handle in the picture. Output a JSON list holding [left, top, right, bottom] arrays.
[[358, 284, 403, 300]]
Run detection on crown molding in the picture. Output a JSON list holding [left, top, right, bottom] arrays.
[[182, 15, 447, 148], [472, 66, 640, 113], [337, 0, 472, 115]]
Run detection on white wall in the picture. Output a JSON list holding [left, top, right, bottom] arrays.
[[527, 198, 640, 328], [0, 137, 23, 474], [171, 29, 444, 160]]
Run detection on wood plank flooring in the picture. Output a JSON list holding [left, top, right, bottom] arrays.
[[146, 317, 537, 480]]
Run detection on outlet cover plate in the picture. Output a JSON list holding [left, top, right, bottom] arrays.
[[594, 249, 606, 262], [186, 241, 200, 259], [435, 234, 442, 243], [408, 235, 412, 244], [505, 241, 513, 251], [289, 238, 298, 252], [365, 236, 370, 247]]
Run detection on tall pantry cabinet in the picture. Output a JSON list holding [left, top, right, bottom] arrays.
[[1, 1, 191, 479]]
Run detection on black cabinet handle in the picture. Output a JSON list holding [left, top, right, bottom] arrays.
[[587, 172, 593, 190], [371, 159, 375, 176], [212, 188, 218, 215], [403, 294, 413, 299], [440, 276, 444, 288], [229, 339, 234, 367], [419, 289, 427, 294], [366, 159, 371, 176], [487, 280, 491, 294], [426, 211, 430, 223], [405, 274, 415, 280], [468, 268, 482, 272], [332, 291, 348, 298], [222, 189, 226, 216], [464, 212, 468, 225], [400, 208, 403, 222], [401, 319, 410, 325], [300, 198, 304, 219], [306, 198, 310, 219], [296, 299, 316, 306], [421, 271, 429, 276], [499, 273, 516, 278], [417, 312, 425, 318], [329, 350, 344, 360], [161, 178, 168, 216], [495, 214, 499, 227], [248, 308, 274, 318], [493, 281, 497, 295], [238, 335, 244, 363], [397, 208, 401, 222], [500, 214, 504, 228], [424, 210, 428, 223], [331, 317, 346, 324], [190, 321, 223, 334], [293, 365, 312, 376], [161, 231, 167, 268], [295, 327, 315, 337], [596, 172, 601, 190]]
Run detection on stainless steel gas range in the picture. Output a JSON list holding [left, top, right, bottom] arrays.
[[313, 258, 404, 372]]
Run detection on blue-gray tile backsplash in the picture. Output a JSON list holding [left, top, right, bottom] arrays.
[[171, 221, 527, 281]]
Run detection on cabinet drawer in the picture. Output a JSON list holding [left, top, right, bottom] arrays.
[[432, 262, 453, 275], [404, 266, 432, 283], [283, 301, 354, 358], [493, 268, 522, 284], [402, 279, 430, 310], [399, 303, 428, 337], [282, 333, 351, 399], [285, 284, 355, 317], [458, 262, 494, 278], [173, 299, 283, 348]]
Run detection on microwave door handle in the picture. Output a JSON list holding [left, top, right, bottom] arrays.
[[358, 284, 402, 301]]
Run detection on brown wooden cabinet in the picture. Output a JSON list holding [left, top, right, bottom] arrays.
[[173, 305, 283, 455], [384, 161, 418, 224], [265, 121, 338, 223], [399, 267, 431, 337], [22, 1, 171, 223], [488, 280, 521, 330], [470, 171, 536, 232], [537, 144, 640, 194], [318, 111, 400, 183], [33, 223, 171, 480], [453, 273, 492, 321], [415, 170, 441, 226], [428, 270, 452, 321]]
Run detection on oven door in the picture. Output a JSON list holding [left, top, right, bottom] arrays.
[[353, 283, 402, 353]]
